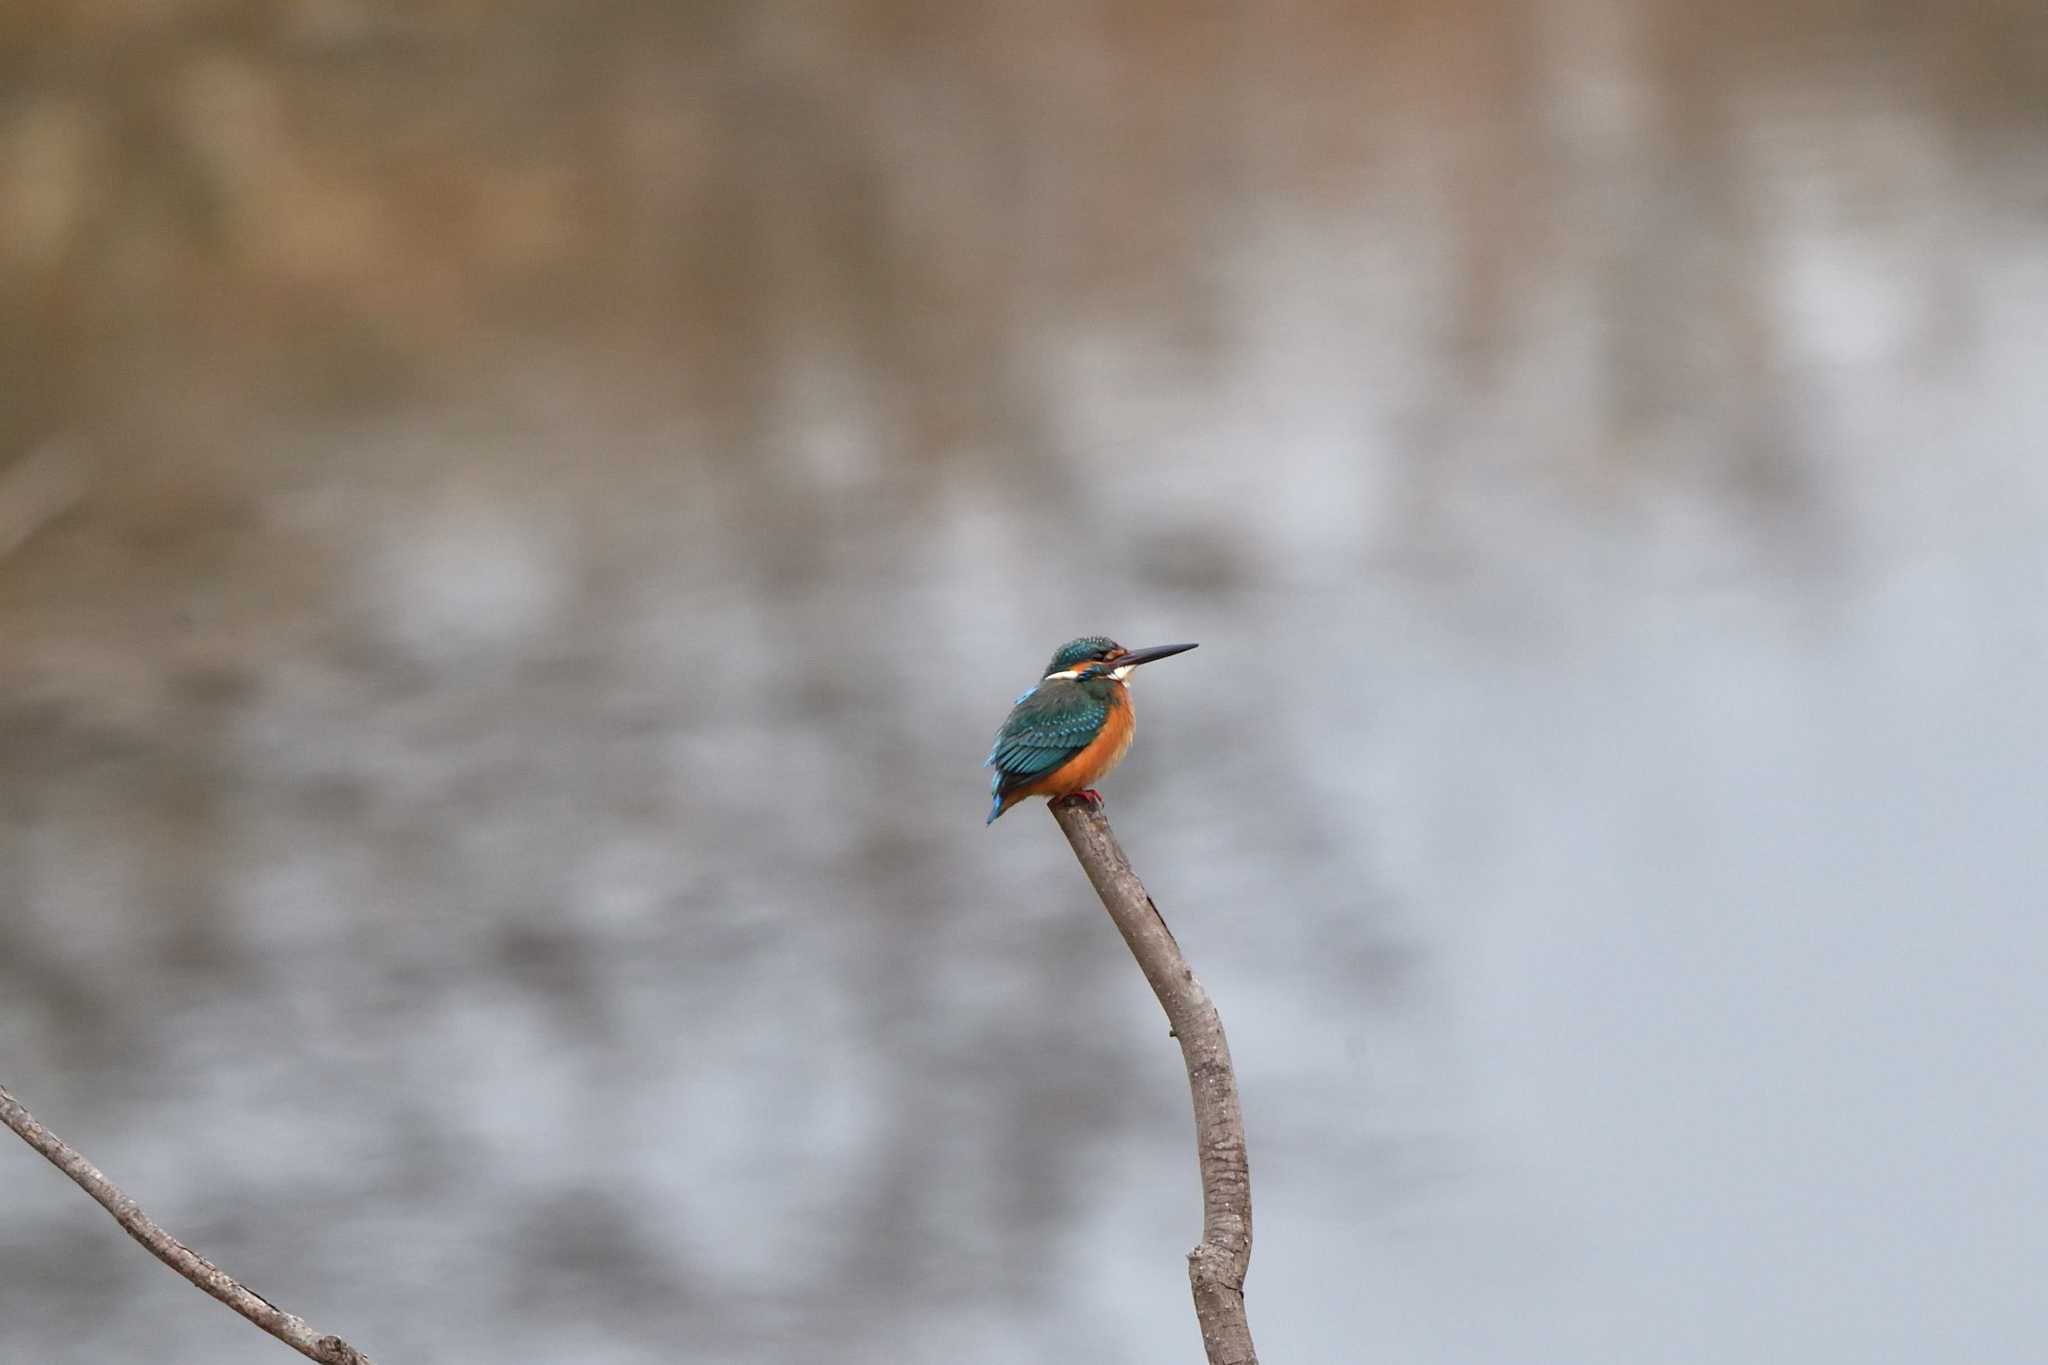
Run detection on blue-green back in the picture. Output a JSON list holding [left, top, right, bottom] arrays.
[[987, 678, 1110, 779], [984, 676, 1121, 822]]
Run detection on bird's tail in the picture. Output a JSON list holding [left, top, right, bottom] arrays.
[[986, 791, 1007, 825]]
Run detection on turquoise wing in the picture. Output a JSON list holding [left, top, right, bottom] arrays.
[[985, 683, 1107, 819]]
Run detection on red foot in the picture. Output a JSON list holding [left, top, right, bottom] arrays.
[[1055, 789, 1105, 808]]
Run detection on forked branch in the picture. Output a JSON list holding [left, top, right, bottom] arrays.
[[1048, 797, 1257, 1365], [0, 1084, 376, 1365]]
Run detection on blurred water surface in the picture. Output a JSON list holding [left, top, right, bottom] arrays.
[[3, 5, 2045, 1362]]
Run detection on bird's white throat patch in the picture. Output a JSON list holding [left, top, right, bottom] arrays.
[[1041, 664, 1138, 682]]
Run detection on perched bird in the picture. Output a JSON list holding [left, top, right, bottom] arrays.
[[984, 636, 1198, 825]]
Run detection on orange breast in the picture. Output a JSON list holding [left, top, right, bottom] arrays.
[[1013, 688, 1135, 801]]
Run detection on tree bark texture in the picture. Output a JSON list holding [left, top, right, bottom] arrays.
[[0, 1083, 376, 1365], [1049, 797, 1258, 1365]]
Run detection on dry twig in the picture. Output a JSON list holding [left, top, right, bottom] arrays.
[[1048, 797, 1257, 1365], [0, 1084, 375, 1365]]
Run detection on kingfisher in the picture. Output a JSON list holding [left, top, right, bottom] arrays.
[[984, 636, 1198, 825]]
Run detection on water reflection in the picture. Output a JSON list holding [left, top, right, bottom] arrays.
[[3, 5, 2045, 1362]]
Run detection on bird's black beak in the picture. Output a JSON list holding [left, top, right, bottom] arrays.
[[1116, 642, 1198, 669]]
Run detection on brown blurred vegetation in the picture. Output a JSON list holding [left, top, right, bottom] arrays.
[[8, 0, 2041, 461]]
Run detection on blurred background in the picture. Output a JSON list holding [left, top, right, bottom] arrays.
[[3, 3, 2044, 1362]]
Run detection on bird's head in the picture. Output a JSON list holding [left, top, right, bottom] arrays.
[[1041, 636, 1197, 683]]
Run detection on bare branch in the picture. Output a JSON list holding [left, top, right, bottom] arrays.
[[0, 1084, 376, 1365], [1048, 797, 1257, 1365]]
